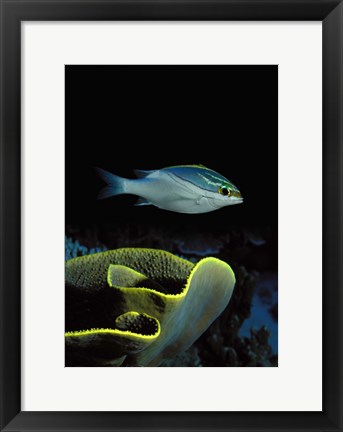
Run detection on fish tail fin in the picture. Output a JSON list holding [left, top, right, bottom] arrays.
[[95, 167, 126, 199]]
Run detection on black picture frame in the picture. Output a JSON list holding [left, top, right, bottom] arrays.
[[0, 0, 342, 431]]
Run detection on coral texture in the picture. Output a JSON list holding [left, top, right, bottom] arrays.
[[65, 248, 235, 366]]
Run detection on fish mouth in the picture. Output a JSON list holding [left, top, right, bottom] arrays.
[[231, 197, 243, 205]]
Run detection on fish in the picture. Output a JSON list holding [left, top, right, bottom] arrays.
[[96, 164, 243, 214]]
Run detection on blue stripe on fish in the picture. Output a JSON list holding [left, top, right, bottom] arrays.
[[163, 165, 237, 193]]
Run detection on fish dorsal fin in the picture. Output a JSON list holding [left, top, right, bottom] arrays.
[[134, 169, 153, 179], [134, 197, 152, 206]]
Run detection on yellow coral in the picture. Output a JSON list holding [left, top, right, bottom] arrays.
[[65, 248, 235, 366]]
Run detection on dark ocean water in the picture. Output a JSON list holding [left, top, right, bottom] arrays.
[[239, 272, 278, 354]]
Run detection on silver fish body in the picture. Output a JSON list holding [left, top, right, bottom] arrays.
[[96, 165, 243, 214]]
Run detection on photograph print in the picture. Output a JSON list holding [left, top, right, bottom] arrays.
[[65, 65, 278, 367]]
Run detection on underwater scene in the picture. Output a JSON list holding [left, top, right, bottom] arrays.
[[65, 65, 278, 367]]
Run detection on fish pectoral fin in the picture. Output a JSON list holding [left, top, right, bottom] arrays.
[[134, 197, 152, 206], [196, 196, 207, 205]]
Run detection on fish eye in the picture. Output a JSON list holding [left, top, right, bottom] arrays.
[[219, 186, 232, 197]]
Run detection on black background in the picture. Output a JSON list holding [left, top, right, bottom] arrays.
[[66, 65, 277, 232]]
